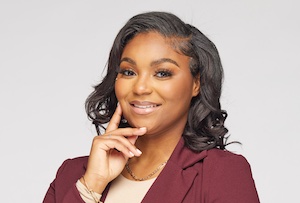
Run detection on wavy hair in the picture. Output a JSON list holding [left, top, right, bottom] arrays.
[[85, 11, 229, 152]]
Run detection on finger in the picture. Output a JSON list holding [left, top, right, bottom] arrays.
[[127, 135, 138, 145], [102, 134, 142, 156], [106, 127, 147, 138], [106, 104, 122, 132], [106, 140, 134, 158], [97, 136, 142, 157]]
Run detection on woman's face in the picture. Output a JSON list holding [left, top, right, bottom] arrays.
[[115, 32, 200, 136]]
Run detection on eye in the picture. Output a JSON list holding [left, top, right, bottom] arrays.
[[118, 68, 136, 77], [154, 69, 173, 78]]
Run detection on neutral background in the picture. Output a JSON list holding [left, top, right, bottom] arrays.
[[1, 0, 299, 202]]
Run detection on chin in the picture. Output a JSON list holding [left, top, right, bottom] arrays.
[[129, 121, 154, 131]]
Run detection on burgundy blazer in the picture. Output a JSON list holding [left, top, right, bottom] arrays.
[[43, 138, 260, 203]]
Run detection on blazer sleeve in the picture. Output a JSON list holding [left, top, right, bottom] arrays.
[[43, 159, 85, 203], [204, 151, 260, 203]]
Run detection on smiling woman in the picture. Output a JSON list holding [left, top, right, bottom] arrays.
[[43, 11, 260, 203], [116, 32, 199, 138]]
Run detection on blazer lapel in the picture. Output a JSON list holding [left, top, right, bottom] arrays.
[[142, 138, 207, 203]]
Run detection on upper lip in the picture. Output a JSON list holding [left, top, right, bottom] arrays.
[[130, 101, 161, 108]]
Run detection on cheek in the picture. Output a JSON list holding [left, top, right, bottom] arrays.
[[115, 81, 128, 100], [159, 79, 194, 101], [160, 84, 182, 100], [114, 84, 120, 100]]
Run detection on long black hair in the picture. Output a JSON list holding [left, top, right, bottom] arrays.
[[86, 11, 229, 152]]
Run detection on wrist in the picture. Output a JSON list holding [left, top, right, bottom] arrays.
[[77, 179, 103, 203], [80, 174, 107, 194]]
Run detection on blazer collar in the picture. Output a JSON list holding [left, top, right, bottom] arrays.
[[141, 137, 207, 203], [169, 137, 208, 169]]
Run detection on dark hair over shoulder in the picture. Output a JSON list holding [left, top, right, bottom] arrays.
[[86, 11, 229, 152]]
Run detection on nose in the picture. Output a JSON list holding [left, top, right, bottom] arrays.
[[132, 74, 152, 95]]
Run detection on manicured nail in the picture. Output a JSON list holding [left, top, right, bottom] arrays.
[[129, 151, 134, 157], [139, 127, 147, 131], [136, 149, 142, 155]]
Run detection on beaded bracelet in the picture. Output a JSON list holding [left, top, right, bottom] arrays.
[[82, 176, 103, 203]]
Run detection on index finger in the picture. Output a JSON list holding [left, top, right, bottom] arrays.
[[106, 104, 122, 132]]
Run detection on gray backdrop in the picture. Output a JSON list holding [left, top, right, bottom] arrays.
[[1, 0, 299, 202]]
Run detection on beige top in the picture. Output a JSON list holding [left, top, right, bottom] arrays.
[[76, 175, 156, 203], [105, 175, 156, 203]]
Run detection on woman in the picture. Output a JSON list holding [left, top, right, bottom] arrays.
[[43, 11, 259, 203]]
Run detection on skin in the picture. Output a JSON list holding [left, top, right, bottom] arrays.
[[81, 32, 200, 194]]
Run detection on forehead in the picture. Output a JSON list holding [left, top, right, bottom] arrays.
[[120, 32, 192, 72], [122, 32, 187, 59]]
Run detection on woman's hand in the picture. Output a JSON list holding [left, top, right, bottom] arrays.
[[80, 105, 146, 194]]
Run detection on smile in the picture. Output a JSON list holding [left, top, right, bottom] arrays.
[[132, 104, 159, 109], [129, 101, 161, 115]]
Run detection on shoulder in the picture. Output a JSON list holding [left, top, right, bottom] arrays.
[[55, 156, 88, 182], [58, 156, 89, 171], [203, 149, 253, 184], [43, 156, 89, 202], [204, 148, 250, 168], [201, 149, 259, 202]]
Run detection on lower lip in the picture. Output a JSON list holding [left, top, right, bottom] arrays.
[[130, 105, 160, 115]]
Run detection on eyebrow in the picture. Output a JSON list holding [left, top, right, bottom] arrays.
[[120, 57, 179, 67], [120, 57, 136, 65], [150, 58, 179, 67]]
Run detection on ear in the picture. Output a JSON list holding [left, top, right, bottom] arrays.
[[192, 74, 200, 97]]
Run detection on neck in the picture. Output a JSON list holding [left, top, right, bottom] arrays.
[[135, 133, 181, 163], [122, 133, 181, 180]]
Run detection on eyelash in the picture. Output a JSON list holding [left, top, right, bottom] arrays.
[[118, 68, 173, 78], [118, 68, 136, 76], [154, 69, 173, 78]]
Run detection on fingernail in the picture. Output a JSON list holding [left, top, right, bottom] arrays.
[[139, 127, 147, 131], [136, 149, 142, 155], [129, 151, 134, 157]]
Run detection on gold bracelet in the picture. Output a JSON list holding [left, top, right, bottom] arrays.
[[82, 176, 103, 203]]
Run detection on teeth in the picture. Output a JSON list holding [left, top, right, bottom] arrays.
[[134, 104, 157, 108]]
